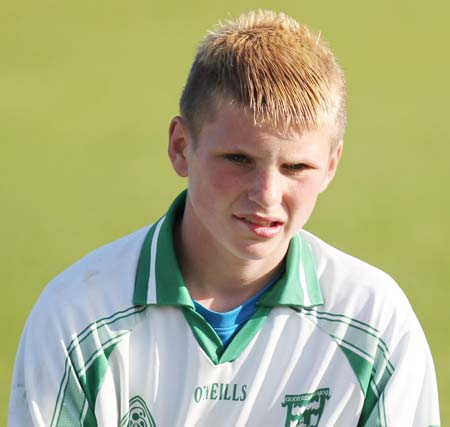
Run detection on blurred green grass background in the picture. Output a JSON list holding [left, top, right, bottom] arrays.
[[1, 0, 449, 422]]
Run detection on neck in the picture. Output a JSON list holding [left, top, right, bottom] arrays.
[[174, 204, 287, 312]]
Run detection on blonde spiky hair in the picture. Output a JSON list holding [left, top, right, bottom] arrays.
[[180, 10, 346, 146]]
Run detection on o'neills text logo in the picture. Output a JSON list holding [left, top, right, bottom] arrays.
[[281, 388, 330, 427], [194, 383, 247, 402]]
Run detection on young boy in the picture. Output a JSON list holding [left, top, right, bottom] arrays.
[[9, 10, 440, 427]]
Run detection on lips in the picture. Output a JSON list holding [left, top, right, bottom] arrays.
[[233, 214, 284, 238]]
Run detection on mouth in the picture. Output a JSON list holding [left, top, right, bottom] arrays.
[[233, 214, 284, 238]]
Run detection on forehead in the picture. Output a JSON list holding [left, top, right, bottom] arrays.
[[195, 100, 335, 154]]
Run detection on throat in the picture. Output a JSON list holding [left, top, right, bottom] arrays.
[[193, 269, 281, 345], [188, 264, 284, 312]]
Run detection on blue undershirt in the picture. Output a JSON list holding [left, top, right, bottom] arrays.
[[193, 271, 282, 346]]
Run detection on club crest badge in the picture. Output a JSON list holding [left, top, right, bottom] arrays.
[[120, 395, 156, 427], [281, 388, 330, 427]]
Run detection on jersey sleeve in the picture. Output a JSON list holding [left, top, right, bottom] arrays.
[[8, 323, 35, 426], [358, 306, 440, 427], [8, 297, 95, 427]]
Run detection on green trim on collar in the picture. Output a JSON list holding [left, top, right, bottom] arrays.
[[183, 305, 273, 365], [155, 203, 192, 307], [220, 305, 272, 363], [258, 232, 324, 308], [299, 232, 324, 306], [183, 307, 224, 364], [133, 191, 192, 307], [133, 223, 157, 304]]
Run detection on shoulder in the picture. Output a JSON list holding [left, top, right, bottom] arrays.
[[11, 226, 153, 421], [300, 230, 420, 341], [26, 226, 151, 340]]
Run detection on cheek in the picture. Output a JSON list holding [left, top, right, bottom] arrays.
[[286, 176, 325, 214], [207, 163, 246, 195]]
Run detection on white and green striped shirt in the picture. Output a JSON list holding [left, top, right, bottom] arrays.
[[9, 192, 440, 426]]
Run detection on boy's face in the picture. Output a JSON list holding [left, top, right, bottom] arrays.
[[169, 101, 342, 265]]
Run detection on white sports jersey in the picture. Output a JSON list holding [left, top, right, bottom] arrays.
[[9, 192, 440, 427]]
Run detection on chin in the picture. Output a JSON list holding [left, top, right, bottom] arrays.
[[231, 241, 287, 262]]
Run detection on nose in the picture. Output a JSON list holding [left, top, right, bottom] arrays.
[[247, 167, 282, 208]]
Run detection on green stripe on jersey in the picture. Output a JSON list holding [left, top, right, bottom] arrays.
[[300, 308, 394, 426], [358, 380, 387, 427], [51, 306, 148, 427]]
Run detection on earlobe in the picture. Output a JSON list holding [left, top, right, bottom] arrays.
[[320, 140, 344, 193], [168, 116, 190, 177]]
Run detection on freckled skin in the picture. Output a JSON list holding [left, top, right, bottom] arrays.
[[168, 101, 342, 308]]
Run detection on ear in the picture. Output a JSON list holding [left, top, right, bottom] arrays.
[[168, 116, 191, 177], [320, 140, 344, 193]]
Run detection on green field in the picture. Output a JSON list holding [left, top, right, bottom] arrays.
[[1, 0, 449, 422]]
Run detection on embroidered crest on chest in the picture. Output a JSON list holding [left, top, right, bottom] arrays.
[[281, 388, 330, 427]]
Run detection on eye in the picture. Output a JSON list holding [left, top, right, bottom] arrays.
[[223, 153, 251, 164], [283, 163, 311, 173]]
